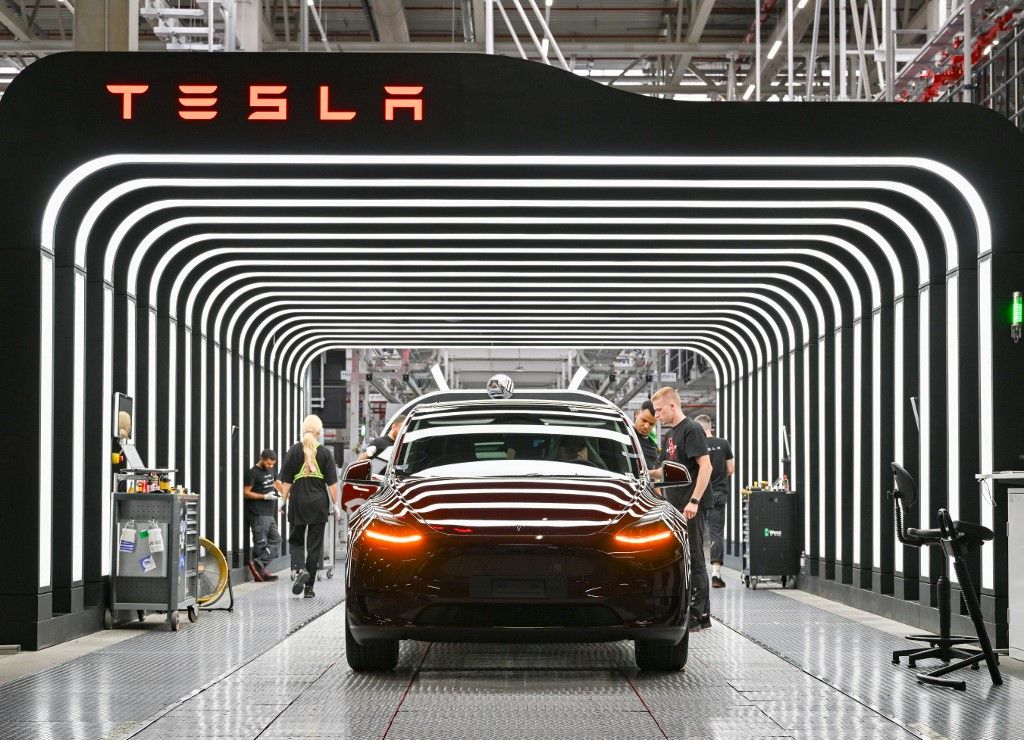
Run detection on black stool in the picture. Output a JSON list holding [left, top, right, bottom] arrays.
[[889, 462, 1002, 690]]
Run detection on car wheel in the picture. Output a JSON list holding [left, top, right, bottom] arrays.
[[635, 630, 689, 671], [345, 613, 399, 671]]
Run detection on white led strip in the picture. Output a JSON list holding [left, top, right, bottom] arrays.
[[37, 153, 993, 597]]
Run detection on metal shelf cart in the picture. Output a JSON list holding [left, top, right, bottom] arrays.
[[107, 491, 201, 631]]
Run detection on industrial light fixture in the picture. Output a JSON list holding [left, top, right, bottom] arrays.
[[767, 39, 783, 60], [743, 84, 755, 100], [545, 0, 554, 6], [797, 0, 809, 8], [1012, 290, 1022, 343]]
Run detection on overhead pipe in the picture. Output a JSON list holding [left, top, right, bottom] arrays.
[[596, 370, 618, 397], [612, 377, 650, 408], [369, 377, 398, 403]]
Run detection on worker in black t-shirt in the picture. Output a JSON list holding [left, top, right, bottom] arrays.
[[243, 449, 283, 582], [634, 403, 660, 470], [278, 415, 340, 599], [357, 414, 406, 472], [651, 386, 713, 633], [695, 415, 735, 589]]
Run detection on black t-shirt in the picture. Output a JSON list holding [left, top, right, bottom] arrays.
[[364, 435, 394, 459], [279, 443, 339, 525], [706, 436, 734, 490], [638, 435, 660, 469], [244, 463, 278, 516], [660, 417, 710, 511]]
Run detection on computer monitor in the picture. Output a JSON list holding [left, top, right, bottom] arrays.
[[113, 393, 134, 443]]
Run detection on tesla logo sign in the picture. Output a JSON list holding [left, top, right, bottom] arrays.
[[105, 83, 425, 122]]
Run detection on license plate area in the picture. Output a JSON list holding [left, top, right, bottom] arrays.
[[469, 576, 567, 599]]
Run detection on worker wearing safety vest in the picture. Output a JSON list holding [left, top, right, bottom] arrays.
[[277, 414, 340, 599]]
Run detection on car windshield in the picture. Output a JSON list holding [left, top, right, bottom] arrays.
[[394, 407, 642, 478]]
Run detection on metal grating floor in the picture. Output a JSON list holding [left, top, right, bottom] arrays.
[[1, 568, 1020, 739]]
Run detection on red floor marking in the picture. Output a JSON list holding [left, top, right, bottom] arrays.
[[623, 670, 670, 740], [381, 642, 433, 739]]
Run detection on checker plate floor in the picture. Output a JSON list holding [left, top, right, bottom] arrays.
[[1, 568, 1020, 738]]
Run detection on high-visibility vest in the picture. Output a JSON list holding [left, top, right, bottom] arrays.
[[293, 445, 324, 481]]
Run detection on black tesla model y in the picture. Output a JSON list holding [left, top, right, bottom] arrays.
[[342, 391, 693, 672]]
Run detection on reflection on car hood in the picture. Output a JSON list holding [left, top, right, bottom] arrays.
[[386, 476, 652, 536]]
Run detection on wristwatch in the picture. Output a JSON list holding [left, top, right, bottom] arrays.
[[690, 497, 701, 505]]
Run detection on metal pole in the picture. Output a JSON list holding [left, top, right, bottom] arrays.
[[964, 0, 972, 102], [727, 50, 738, 100], [755, 0, 762, 99], [485, 0, 493, 54], [494, 1, 527, 59], [509, 0, 547, 62], [884, 0, 895, 100], [787, 0, 794, 99], [300, 0, 309, 52], [828, 0, 835, 99], [526, 0, 568, 69], [807, 0, 822, 99], [838, 0, 847, 99], [348, 350, 360, 465]]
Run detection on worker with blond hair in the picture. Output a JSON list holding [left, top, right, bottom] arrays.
[[277, 414, 339, 599], [651, 386, 713, 632]]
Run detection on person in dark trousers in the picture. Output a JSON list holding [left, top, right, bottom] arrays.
[[651, 386, 713, 632], [634, 402, 660, 470], [694, 414, 735, 588], [278, 414, 339, 599], [243, 449, 283, 582]]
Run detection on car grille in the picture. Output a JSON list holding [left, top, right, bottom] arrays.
[[413, 603, 621, 628]]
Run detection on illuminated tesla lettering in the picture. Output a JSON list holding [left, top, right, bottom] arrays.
[[384, 86, 424, 121], [105, 84, 149, 120], [107, 83, 425, 122], [178, 85, 218, 121], [248, 85, 288, 121], [318, 85, 356, 121]]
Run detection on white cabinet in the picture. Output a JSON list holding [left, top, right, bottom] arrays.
[[1010, 485, 1024, 662]]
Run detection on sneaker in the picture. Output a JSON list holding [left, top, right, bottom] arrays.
[[247, 561, 264, 583], [711, 575, 726, 589], [699, 617, 713, 630], [291, 569, 310, 595], [303, 585, 316, 599], [261, 570, 279, 582], [688, 624, 703, 633]]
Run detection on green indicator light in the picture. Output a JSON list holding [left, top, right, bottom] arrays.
[[1013, 291, 1022, 343]]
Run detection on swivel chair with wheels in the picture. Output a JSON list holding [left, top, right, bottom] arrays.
[[889, 462, 1002, 690]]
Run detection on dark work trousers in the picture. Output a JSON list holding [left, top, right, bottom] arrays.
[[248, 512, 281, 571], [687, 508, 710, 623], [707, 486, 729, 564], [288, 521, 326, 578]]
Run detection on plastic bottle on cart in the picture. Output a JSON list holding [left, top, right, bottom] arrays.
[[782, 474, 790, 491]]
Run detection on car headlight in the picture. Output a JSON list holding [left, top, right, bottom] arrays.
[[362, 519, 423, 545], [614, 519, 675, 546]]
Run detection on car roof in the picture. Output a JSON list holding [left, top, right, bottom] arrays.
[[389, 389, 622, 426]]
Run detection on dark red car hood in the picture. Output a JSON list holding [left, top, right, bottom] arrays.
[[388, 476, 649, 536]]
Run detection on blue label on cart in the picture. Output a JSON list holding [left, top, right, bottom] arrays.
[[179, 553, 185, 570], [119, 540, 135, 553], [139, 555, 156, 573]]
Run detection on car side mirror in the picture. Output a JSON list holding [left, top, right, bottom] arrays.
[[342, 459, 378, 515], [661, 461, 691, 485]]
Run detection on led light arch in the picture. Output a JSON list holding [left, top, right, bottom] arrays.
[[2, 52, 1021, 653]]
